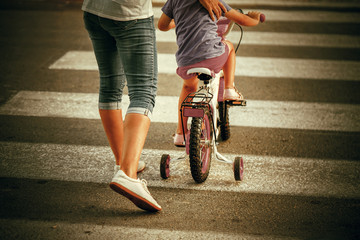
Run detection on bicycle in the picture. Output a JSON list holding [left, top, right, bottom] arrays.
[[160, 11, 265, 183]]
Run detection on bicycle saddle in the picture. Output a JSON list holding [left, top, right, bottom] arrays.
[[187, 68, 214, 81]]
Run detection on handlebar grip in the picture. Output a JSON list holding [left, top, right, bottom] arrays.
[[260, 14, 266, 23]]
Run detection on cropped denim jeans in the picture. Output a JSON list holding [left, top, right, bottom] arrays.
[[84, 12, 158, 120]]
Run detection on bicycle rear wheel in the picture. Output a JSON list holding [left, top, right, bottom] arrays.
[[219, 101, 230, 141], [189, 109, 212, 183]]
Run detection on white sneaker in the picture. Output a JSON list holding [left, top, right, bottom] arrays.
[[110, 170, 162, 212], [114, 161, 146, 176]]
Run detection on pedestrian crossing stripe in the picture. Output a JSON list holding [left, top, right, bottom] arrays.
[[1, 91, 359, 132], [1, 141, 359, 198], [155, 30, 360, 48], [49, 51, 360, 81]]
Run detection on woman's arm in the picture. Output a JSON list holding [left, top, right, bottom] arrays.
[[158, 13, 176, 31], [225, 9, 261, 26]]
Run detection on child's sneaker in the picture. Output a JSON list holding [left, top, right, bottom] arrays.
[[110, 170, 162, 212], [223, 87, 244, 101], [114, 161, 146, 176], [173, 133, 185, 147]]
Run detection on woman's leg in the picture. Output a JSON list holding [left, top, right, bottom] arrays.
[[99, 109, 123, 166], [109, 17, 158, 179], [85, 13, 161, 212], [120, 113, 150, 179], [84, 12, 126, 167], [176, 76, 199, 135]]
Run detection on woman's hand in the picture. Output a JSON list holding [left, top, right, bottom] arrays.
[[199, 0, 227, 21]]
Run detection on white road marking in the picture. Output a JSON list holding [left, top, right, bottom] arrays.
[[152, 7, 360, 23], [49, 51, 360, 81], [1, 91, 359, 132], [156, 29, 360, 48], [158, 53, 360, 81], [1, 141, 359, 198]]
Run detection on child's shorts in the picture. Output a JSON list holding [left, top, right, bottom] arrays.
[[176, 44, 229, 80]]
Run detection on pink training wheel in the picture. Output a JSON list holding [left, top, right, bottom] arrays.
[[260, 14, 266, 23], [233, 157, 244, 181], [160, 154, 170, 179]]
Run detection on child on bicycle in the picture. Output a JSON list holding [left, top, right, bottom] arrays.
[[158, 0, 262, 146]]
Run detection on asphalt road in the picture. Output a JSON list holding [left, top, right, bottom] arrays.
[[0, 1, 359, 239]]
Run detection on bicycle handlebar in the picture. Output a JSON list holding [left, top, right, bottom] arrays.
[[260, 14, 266, 23], [245, 13, 266, 23], [219, 12, 265, 53]]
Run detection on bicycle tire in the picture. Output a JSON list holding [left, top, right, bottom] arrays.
[[234, 156, 244, 181], [189, 109, 212, 183], [160, 154, 170, 179], [219, 101, 230, 141]]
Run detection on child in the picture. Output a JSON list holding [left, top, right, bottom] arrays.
[[158, 0, 261, 146]]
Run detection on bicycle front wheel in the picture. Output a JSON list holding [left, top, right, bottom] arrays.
[[189, 109, 212, 183]]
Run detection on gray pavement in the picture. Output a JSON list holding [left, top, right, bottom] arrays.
[[0, 0, 360, 239]]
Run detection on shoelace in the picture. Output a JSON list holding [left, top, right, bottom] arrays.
[[140, 179, 151, 195]]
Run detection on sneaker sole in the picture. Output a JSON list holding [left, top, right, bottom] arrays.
[[109, 182, 161, 212]]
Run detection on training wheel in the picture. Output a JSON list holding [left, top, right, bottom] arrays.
[[233, 157, 244, 181], [160, 154, 171, 179]]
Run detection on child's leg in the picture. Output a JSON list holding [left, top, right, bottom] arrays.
[[176, 75, 199, 135], [222, 40, 244, 100], [222, 40, 236, 89]]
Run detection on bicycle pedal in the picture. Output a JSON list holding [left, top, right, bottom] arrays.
[[227, 99, 247, 106]]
